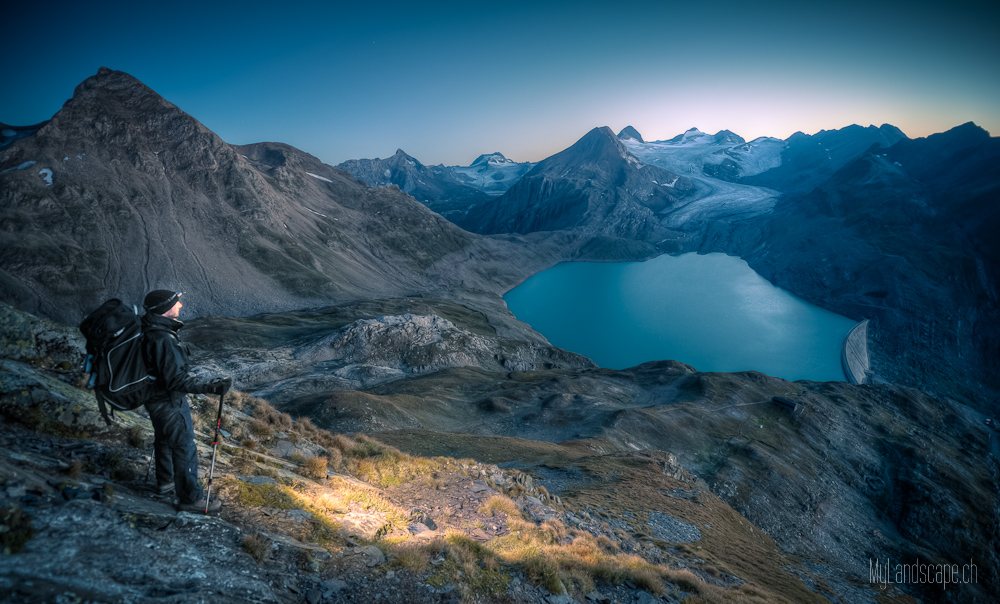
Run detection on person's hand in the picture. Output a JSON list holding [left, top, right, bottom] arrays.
[[208, 376, 232, 395]]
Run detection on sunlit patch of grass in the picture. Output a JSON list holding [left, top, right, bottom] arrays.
[[488, 524, 671, 596], [304, 513, 342, 549], [342, 436, 448, 488], [478, 495, 521, 519], [227, 479, 296, 509], [300, 456, 328, 480], [336, 482, 409, 529]]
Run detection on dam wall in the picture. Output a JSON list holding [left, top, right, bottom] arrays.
[[842, 319, 870, 385]]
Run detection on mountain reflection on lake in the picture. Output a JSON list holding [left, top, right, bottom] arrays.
[[504, 253, 857, 382]]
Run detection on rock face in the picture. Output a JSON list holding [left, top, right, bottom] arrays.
[[461, 126, 695, 239], [0, 68, 561, 325]]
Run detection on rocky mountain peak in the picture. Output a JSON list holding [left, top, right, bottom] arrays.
[[712, 129, 745, 144], [617, 125, 644, 143], [925, 121, 990, 147], [22, 67, 218, 158], [390, 148, 422, 166], [557, 126, 633, 166]]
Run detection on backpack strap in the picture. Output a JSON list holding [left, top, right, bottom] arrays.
[[95, 389, 115, 426]]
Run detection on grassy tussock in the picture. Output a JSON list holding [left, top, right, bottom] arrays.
[[478, 495, 522, 519], [241, 532, 271, 563], [392, 542, 434, 573], [301, 456, 328, 480]]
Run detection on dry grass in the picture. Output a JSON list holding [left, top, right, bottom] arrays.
[[125, 425, 145, 449], [326, 434, 356, 455], [343, 438, 444, 488], [241, 532, 271, 564], [392, 542, 434, 573], [301, 456, 328, 480], [478, 495, 522, 519], [326, 447, 343, 470], [66, 459, 84, 479], [247, 420, 273, 439]]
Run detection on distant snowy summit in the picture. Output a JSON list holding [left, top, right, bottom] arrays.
[[469, 152, 518, 167], [451, 152, 534, 195], [617, 126, 784, 180]]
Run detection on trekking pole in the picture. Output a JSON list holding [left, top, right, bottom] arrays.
[[204, 385, 229, 513]]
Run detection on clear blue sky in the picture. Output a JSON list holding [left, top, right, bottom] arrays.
[[4, 0, 998, 166]]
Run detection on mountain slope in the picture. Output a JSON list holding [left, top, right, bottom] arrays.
[[460, 127, 696, 239], [0, 68, 565, 325], [743, 123, 907, 193], [335, 149, 492, 217], [741, 123, 1000, 408]]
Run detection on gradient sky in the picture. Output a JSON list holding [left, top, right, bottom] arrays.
[[4, 0, 998, 166]]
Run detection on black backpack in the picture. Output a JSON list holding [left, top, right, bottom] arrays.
[[79, 299, 155, 424]]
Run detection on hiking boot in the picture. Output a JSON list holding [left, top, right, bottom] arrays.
[[156, 482, 175, 496], [177, 496, 222, 514]]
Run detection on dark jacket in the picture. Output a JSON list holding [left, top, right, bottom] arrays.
[[142, 313, 213, 405]]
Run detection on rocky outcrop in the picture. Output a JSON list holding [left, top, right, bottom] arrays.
[[185, 305, 595, 407]]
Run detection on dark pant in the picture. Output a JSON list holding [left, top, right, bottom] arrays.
[[145, 396, 202, 504]]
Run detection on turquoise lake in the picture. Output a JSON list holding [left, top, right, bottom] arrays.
[[503, 253, 857, 382]]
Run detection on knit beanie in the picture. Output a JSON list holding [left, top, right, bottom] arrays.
[[144, 290, 182, 315]]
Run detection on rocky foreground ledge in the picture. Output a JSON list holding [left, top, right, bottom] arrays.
[[1, 302, 996, 604], [0, 384, 758, 604]]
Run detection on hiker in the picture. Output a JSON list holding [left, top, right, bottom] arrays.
[[142, 289, 231, 513]]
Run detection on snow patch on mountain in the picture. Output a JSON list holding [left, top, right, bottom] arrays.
[[2, 160, 37, 173], [623, 129, 783, 179], [306, 172, 332, 183]]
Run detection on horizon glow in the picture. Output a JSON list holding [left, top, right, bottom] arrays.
[[2, 0, 997, 166]]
